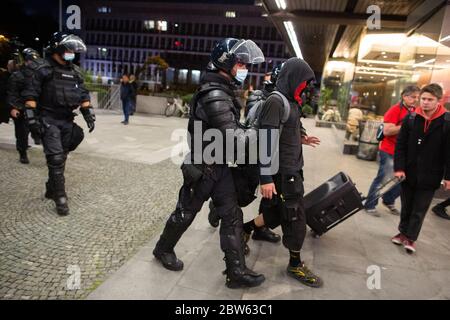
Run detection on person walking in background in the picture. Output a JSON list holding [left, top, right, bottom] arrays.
[[364, 85, 420, 216], [120, 74, 132, 125], [392, 83, 450, 253], [129, 74, 138, 115]]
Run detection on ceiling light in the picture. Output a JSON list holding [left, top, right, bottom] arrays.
[[275, 0, 287, 10], [284, 21, 303, 58]]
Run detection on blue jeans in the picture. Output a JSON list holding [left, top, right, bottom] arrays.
[[122, 99, 131, 122], [364, 150, 401, 209]]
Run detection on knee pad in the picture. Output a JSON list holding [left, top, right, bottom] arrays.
[[68, 123, 84, 151], [168, 209, 195, 229], [281, 207, 306, 251], [47, 154, 67, 167]]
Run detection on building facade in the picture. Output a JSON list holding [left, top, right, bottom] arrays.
[[80, 0, 290, 88]]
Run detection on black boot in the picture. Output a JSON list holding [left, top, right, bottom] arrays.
[[153, 209, 192, 271], [252, 227, 281, 243], [54, 195, 70, 216], [153, 244, 184, 271], [48, 158, 69, 216], [19, 150, 29, 164], [45, 181, 54, 199], [223, 250, 265, 289], [432, 204, 450, 220], [208, 201, 220, 228]]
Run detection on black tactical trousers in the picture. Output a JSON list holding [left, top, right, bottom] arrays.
[[259, 172, 306, 251], [41, 116, 84, 197], [156, 164, 247, 265], [13, 115, 29, 152]]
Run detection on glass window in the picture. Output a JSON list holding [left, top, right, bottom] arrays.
[[178, 69, 188, 84]]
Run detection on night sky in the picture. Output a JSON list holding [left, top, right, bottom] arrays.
[[0, 0, 255, 54]]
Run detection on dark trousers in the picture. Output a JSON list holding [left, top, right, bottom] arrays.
[[156, 165, 246, 262], [438, 197, 450, 208], [13, 115, 29, 152], [41, 116, 84, 196], [41, 117, 84, 156], [122, 99, 131, 122], [399, 182, 435, 241], [259, 172, 306, 251]]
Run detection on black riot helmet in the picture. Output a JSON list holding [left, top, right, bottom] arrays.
[[46, 32, 87, 55], [22, 48, 40, 62], [209, 38, 265, 73]]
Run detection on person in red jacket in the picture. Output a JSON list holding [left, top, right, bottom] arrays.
[[392, 83, 450, 253], [364, 86, 420, 216]]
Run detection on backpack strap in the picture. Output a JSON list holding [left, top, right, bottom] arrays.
[[271, 91, 291, 125]]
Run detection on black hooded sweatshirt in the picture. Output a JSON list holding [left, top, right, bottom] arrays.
[[258, 58, 315, 184]]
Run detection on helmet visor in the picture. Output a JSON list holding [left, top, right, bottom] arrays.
[[230, 39, 265, 64], [59, 34, 86, 53]]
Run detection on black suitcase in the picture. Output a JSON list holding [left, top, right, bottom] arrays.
[[304, 172, 402, 237]]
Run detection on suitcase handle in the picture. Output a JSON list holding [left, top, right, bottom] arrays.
[[362, 176, 404, 207]]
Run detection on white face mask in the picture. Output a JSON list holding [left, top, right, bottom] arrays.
[[63, 52, 75, 61], [234, 68, 248, 84]]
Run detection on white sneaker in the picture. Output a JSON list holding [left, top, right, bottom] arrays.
[[365, 208, 380, 217]]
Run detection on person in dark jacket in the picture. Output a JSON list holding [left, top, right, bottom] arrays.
[[7, 48, 43, 164], [120, 74, 132, 124], [244, 57, 323, 288], [392, 83, 450, 253], [153, 38, 266, 289], [22, 32, 95, 216]]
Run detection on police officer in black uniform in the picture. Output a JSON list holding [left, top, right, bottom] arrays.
[[207, 64, 286, 244], [153, 38, 266, 289], [22, 32, 96, 216], [7, 48, 43, 164]]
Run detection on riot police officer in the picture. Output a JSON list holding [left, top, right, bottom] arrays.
[[153, 38, 266, 289], [207, 64, 286, 244], [7, 48, 43, 164], [22, 32, 96, 216]]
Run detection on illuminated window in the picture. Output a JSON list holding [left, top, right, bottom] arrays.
[[144, 20, 155, 30], [157, 21, 168, 31], [225, 11, 236, 18], [97, 7, 111, 13]]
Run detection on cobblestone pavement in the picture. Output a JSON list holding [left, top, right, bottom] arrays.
[[0, 146, 181, 300]]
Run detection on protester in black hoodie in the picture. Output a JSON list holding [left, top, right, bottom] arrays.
[[392, 83, 450, 253], [243, 57, 323, 288]]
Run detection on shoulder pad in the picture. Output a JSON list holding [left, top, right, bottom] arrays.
[[201, 89, 233, 104], [33, 60, 52, 73]]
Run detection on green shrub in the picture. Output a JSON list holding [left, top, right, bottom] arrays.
[[302, 104, 313, 115]]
